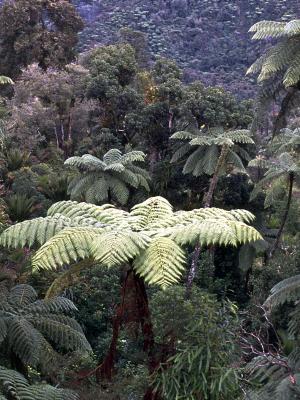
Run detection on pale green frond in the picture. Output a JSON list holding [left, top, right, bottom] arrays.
[[84, 177, 109, 204], [283, 50, 300, 87], [170, 131, 198, 141], [103, 148, 122, 164], [47, 201, 115, 222], [68, 174, 100, 200], [134, 237, 186, 289], [258, 40, 299, 82], [118, 168, 139, 188], [109, 177, 130, 205], [32, 227, 100, 271], [64, 155, 106, 171], [226, 149, 246, 172], [91, 230, 150, 267], [170, 143, 191, 163], [284, 19, 300, 36], [246, 54, 268, 75], [248, 156, 269, 169], [200, 145, 219, 175], [130, 196, 173, 230], [104, 162, 125, 173], [264, 275, 300, 310], [182, 147, 206, 175], [0, 76, 14, 85], [249, 21, 286, 39], [229, 209, 255, 224], [0, 215, 73, 248], [120, 151, 146, 164], [189, 136, 212, 146], [224, 129, 254, 144]]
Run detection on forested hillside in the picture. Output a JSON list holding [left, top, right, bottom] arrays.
[[73, 0, 300, 97], [0, 1, 299, 400]]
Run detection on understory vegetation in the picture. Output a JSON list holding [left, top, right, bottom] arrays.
[[0, 1, 299, 399]]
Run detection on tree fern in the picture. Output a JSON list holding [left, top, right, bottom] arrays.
[[0, 366, 78, 400], [0, 197, 262, 291], [170, 128, 254, 178], [0, 284, 91, 372], [65, 148, 150, 205]]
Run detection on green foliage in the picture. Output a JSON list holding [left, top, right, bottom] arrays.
[[0, 76, 13, 85], [0, 366, 79, 400], [245, 349, 300, 400], [153, 295, 241, 400], [65, 149, 150, 205], [0, 197, 262, 290], [171, 128, 254, 177], [0, 0, 83, 77], [0, 283, 91, 371], [248, 19, 300, 87], [5, 194, 35, 222]]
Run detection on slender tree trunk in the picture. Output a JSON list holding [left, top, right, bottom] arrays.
[[268, 172, 294, 260], [273, 88, 297, 137], [203, 144, 230, 208], [185, 145, 230, 298]]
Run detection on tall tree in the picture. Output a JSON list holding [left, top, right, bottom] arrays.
[[0, 0, 83, 78]]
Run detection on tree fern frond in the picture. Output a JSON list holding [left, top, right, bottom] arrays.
[[65, 155, 106, 171], [84, 177, 109, 204], [109, 177, 130, 205], [23, 297, 77, 315], [134, 237, 186, 289], [182, 147, 206, 176], [264, 275, 300, 310], [224, 130, 254, 144], [189, 136, 212, 146], [104, 162, 125, 173], [32, 227, 100, 271], [30, 317, 91, 352], [28, 385, 79, 400], [103, 148, 122, 164], [91, 230, 150, 267], [284, 19, 300, 36], [283, 50, 300, 87], [170, 131, 198, 140], [8, 318, 44, 367], [45, 260, 95, 298], [8, 284, 37, 306], [130, 197, 173, 230], [170, 143, 192, 163], [120, 151, 146, 164], [249, 21, 286, 39], [0, 216, 73, 248], [226, 149, 246, 172]]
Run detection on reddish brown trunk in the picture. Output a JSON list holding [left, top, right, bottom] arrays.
[[96, 270, 131, 382]]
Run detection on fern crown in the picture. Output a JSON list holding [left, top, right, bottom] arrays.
[[170, 128, 254, 177], [0, 197, 262, 290], [65, 149, 150, 205]]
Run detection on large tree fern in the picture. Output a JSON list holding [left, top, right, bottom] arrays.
[[0, 197, 262, 292], [65, 149, 150, 205]]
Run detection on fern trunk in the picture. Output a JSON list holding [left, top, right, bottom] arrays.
[[186, 145, 229, 298], [204, 144, 229, 208], [96, 269, 131, 381], [268, 172, 294, 260]]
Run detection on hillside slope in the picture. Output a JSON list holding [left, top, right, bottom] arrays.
[[73, 0, 300, 97]]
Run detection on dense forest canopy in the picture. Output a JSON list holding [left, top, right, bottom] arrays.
[[0, 1, 299, 400]]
